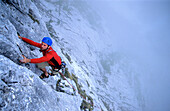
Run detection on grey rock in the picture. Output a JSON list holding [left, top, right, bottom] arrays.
[[0, 0, 143, 111], [0, 55, 60, 111]]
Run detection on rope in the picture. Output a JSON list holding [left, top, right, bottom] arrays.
[[58, 71, 102, 111]]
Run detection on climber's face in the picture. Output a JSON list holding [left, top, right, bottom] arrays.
[[41, 42, 48, 50]]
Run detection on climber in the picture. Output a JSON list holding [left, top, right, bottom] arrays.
[[18, 35, 62, 79]]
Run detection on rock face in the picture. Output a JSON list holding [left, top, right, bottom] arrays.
[[0, 0, 143, 111], [0, 55, 60, 111]]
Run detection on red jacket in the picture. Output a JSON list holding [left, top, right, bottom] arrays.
[[22, 37, 61, 69]]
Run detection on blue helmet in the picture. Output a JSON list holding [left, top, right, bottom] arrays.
[[42, 37, 52, 46]]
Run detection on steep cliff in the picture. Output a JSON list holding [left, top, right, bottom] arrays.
[[0, 0, 142, 111]]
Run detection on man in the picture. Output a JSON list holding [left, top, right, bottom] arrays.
[[19, 36, 62, 79]]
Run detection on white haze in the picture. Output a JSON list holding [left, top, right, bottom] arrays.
[[86, 0, 170, 111]]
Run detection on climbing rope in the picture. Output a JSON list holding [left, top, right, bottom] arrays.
[[58, 71, 102, 111]]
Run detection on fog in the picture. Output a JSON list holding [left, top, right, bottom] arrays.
[[86, 0, 170, 111]]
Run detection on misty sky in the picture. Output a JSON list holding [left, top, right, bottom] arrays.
[[86, 0, 170, 111]]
